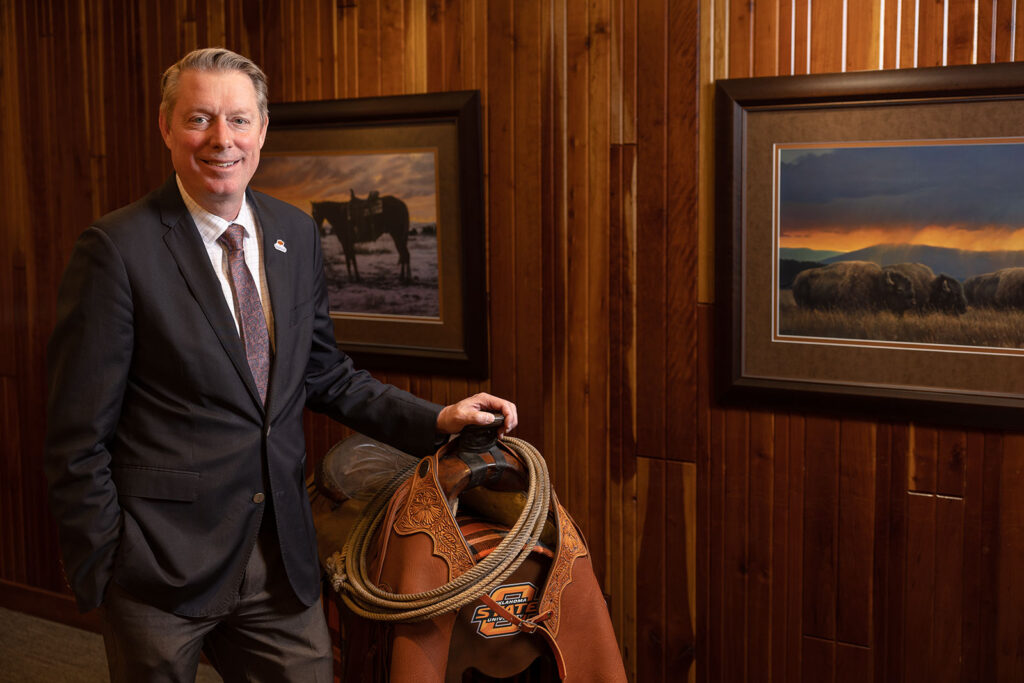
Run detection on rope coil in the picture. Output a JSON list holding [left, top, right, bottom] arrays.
[[327, 436, 551, 623]]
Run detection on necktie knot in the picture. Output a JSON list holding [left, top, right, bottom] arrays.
[[218, 223, 245, 252]]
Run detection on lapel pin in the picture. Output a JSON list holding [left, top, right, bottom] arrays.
[[274, 239, 287, 253]]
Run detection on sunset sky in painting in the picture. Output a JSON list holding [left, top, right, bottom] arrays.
[[251, 150, 438, 225], [778, 142, 1024, 253]]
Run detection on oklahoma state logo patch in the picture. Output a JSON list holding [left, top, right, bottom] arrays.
[[470, 582, 540, 638]]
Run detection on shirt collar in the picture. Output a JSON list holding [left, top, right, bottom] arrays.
[[176, 175, 257, 246]]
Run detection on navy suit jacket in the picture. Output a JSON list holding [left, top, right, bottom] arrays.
[[45, 176, 442, 616]]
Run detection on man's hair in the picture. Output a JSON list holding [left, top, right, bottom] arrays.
[[160, 47, 269, 125]]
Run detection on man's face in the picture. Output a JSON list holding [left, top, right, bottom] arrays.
[[159, 69, 268, 220]]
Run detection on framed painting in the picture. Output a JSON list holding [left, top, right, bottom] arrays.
[[251, 90, 487, 378], [715, 62, 1024, 429]]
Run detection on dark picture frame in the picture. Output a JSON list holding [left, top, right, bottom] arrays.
[[253, 90, 488, 378], [715, 62, 1024, 429]]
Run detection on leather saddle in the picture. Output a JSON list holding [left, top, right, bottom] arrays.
[[311, 425, 627, 682]]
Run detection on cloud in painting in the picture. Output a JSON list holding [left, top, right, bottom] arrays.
[[252, 151, 438, 223], [779, 143, 1024, 233]]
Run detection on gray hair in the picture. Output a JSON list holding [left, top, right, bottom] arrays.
[[160, 48, 269, 125]]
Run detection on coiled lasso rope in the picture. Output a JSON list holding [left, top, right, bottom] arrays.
[[325, 436, 551, 623]]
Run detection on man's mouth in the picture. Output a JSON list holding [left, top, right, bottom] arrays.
[[203, 159, 240, 169]]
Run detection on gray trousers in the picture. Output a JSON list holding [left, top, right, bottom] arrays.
[[99, 526, 333, 683]]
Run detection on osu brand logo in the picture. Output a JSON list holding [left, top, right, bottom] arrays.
[[470, 582, 540, 638]]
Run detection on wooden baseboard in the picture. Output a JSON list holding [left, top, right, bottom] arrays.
[[0, 579, 101, 634]]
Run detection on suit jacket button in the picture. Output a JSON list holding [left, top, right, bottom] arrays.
[[252, 492, 265, 503]]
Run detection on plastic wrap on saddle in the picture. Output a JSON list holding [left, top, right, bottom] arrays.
[[318, 433, 419, 501]]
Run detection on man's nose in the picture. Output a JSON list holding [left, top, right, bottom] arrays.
[[208, 117, 233, 148]]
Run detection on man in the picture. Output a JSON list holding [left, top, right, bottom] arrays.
[[45, 47, 516, 682]]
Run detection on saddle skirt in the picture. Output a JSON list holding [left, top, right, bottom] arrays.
[[362, 450, 628, 682]]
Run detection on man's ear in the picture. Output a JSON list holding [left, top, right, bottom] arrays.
[[258, 115, 269, 148], [158, 111, 172, 148]]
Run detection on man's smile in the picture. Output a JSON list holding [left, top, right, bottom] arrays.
[[203, 159, 241, 169]]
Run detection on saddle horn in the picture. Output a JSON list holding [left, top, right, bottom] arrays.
[[436, 411, 529, 503]]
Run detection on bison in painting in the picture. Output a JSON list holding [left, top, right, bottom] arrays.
[[792, 261, 916, 314]]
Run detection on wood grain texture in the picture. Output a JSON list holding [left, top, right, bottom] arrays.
[[6, 2, 1024, 682]]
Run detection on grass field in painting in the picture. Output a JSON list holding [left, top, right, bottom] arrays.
[[778, 289, 1024, 349]]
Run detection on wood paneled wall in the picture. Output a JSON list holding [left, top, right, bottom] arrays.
[[0, 0, 697, 680], [700, 2, 1024, 683], [5, 1, 1022, 682]]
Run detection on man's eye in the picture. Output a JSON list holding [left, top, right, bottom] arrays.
[[189, 116, 209, 126], [232, 118, 250, 126]]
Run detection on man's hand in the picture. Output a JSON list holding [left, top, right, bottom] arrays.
[[436, 392, 518, 437]]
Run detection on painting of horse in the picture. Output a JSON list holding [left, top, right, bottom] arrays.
[[311, 190, 412, 283]]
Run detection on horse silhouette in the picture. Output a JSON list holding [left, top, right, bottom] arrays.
[[310, 190, 411, 283]]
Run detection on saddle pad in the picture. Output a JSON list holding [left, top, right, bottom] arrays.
[[457, 515, 554, 563]]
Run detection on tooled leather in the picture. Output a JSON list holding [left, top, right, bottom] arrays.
[[393, 457, 475, 579], [539, 502, 588, 638]]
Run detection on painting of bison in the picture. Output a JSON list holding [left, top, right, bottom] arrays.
[[776, 141, 1024, 349]]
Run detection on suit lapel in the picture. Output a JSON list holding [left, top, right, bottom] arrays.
[[158, 177, 266, 414]]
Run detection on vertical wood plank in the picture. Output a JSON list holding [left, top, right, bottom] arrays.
[[637, 456, 667, 682], [883, 424, 911, 683], [611, 0, 637, 144], [513, 0, 546, 458], [904, 492, 936, 682], [836, 643, 872, 683], [802, 416, 838, 640], [728, 0, 752, 77], [771, 411, 792, 683], [635, 0, 666, 459], [993, 0, 1015, 61], [809, 0, 844, 72], [705, 400, 727, 683], [698, 304, 721, 683], [609, 144, 638, 678], [917, 0, 946, 67], [722, 407, 748, 683], [786, 414, 806, 683], [587, 0, 612, 573], [933, 495, 964, 683], [837, 419, 874, 647], [779, 0, 795, 75], [898, 0, 917, 68], [946, 0, 978, 64], [995, 435, 1024, 681], [802, 635, 835, 682], [747, 411, 773, 683], [847, 0, 881, 70], [666, 0, 699, 462], [936, 429, 966, 498], [667, 461, 698, 679], [378, 0, 405, 95], [751, 0, 778, 76], [909, 426, 937, 494], [960, 431, 984, 683], [976, 0, 994, 63], [872, 423, 894, 683], [357, 0, 381, 96], [977, 433, 1002, 683], [485, 0, 516, 405]]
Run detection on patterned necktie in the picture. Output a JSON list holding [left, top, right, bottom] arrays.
[[218, 223, 270, 404]]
